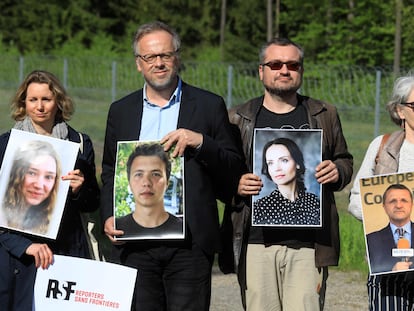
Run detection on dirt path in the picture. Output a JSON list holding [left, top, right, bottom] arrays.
[[210, 266, 368, 310]]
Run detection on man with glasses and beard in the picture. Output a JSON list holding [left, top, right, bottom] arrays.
[[222, 38, 353, 310], [100, 21, 243, 311]]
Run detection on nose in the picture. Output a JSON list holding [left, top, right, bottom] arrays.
[[278, 63, 290, 75], [153, 55, 165, 66], [141, 173, 152, 186], [36, 99, 44, 110], [33, 176, 45, 189]]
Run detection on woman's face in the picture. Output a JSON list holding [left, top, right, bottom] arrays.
[[22, 154, 57, 206], [25, 83, 59, 132], [265, 144, 297, 186]]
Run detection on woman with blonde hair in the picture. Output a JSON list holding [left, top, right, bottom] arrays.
[[0, 70, 100, 310]]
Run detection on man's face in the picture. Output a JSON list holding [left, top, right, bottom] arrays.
[[135, 30, 179, 93], [383, 188, 413, 227], [129, 155, 168, 210], [259, 44, 303, 97]]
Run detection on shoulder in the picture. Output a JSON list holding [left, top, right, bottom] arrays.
[[67, 126, 91, 143], [116, 214, 133, 227], [0, 131, 11, 162], [305, 192, 320, 201], [167, 213, 183, 223], [181, 82, 222, 101], [110, 90, 143, 112], [228, 96, 263, 122], [367, 225, 389, 240], [300, 95, 337, 115], [0, 131, 11, 145], [254, 191, 278, 205]]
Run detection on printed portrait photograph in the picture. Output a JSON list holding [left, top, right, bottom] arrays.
[[0, 129, 80, 239], [252, 128, 322, 227], [359, 172, 414, 275], [113, 140, 185, 240]]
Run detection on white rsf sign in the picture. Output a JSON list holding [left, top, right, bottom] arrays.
[[34, 255, 137, 310]]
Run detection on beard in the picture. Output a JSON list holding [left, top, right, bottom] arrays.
[[264, 75, 302, 97], [147, 74, 177, 91], [264, 83, 300, 97]]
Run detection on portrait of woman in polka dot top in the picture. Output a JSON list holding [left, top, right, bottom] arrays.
[[252, 137, 321, 226]]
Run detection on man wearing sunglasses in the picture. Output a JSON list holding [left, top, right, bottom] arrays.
[[223, 38, 353, 310]]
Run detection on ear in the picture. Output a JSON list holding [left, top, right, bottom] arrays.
[[396, 105, 405, 120], [296, 164, 300, 170], [259, 65, 264, 82], [135, 58, 142, 73]]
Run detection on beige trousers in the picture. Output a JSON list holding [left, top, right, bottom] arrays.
[[245, 244, 327, 311]]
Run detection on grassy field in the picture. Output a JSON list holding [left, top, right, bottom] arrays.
[[0, 86, 400, 273]]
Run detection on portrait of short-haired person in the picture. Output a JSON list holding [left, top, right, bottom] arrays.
[[253, 137, 320, 226], [115, 143, 183, 239], [366, 183, 414, 274], [2, 140, 61, 235]]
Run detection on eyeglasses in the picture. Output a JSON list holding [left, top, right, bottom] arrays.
[[261, 61, 302, 71], [136, 51, 178, 64], [401, 102, 414, 110]]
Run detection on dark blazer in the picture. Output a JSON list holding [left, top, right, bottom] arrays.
[[100, 81, 244, 255], [367, 222, 414, 274]]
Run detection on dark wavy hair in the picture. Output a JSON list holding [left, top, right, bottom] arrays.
[[261, 137, 306, 192]]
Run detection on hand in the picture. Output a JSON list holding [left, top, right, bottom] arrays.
[[25, 243, 53, 269], [62, 169, 84, 194], [160, 129, 203, 157], [238, 173, 263, 196], [392, 260, 412, 271], [104, 216, 125, 245], [315, 160, 339, 184]]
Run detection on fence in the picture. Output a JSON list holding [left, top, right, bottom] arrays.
[[0, 55, 405, 169]]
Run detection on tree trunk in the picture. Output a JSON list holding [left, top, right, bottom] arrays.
[[275, 0, 280, 38], [220, 0, 227, 61], [393, 0, 402, 76], [267, 0, 272, 41]]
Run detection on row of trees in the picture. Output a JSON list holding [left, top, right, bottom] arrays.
[[1, 0, 413, 71]]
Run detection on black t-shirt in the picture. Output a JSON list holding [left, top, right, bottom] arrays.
[[248, 99, 317, 246], [116, 213, 183, 239]]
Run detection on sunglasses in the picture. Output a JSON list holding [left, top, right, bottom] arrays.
[[401, 102, 414, 110], [261, 61, 302, 71]]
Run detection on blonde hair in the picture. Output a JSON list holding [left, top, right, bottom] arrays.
[[11, 70, 74, 122]]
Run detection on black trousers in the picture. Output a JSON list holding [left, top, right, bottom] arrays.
[[117, 242, 214, 311]]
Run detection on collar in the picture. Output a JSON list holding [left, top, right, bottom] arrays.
[[143, 78, 182, 108]]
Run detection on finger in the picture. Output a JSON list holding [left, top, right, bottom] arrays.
[[34, 253, 40, 268]]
